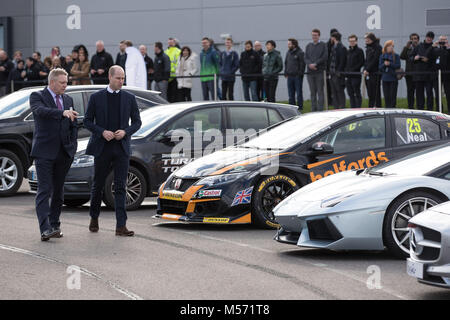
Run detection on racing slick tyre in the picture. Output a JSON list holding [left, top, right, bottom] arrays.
[[383, 190, 445, 259], [63, 199, 89, 207], [0, 149, 23, 197], [252, 174, 300, 229], [104, 166, 147, 211]]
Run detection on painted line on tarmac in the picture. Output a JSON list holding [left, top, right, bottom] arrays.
[[153, 224, 409, 300], [0, 243, 143, 300]]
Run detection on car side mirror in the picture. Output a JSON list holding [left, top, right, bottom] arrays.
[[311, 142, 334, 155], [157, 130, 183, 145]]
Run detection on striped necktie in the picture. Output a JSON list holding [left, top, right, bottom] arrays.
[[55, 95, 63, 110]]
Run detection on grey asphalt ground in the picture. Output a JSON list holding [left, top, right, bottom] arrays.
[[1, 180, 450, 300]]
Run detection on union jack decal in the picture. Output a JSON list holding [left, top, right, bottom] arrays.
[[231, 187, 254, 207]]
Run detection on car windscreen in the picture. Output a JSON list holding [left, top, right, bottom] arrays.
[[241, 112, 342, 150], [369, 144, 450, 176], [133, 107, 180, 137], [0, 90, 36, 119]]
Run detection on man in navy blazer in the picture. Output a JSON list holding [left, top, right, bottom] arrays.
[[84, 65, 141, 236], [30, 68, 79, 241]]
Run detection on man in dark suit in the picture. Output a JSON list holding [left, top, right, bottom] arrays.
[[84, 65, 142, 236], [30, 68, 78, 241]]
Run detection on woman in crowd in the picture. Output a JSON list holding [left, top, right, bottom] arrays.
[[379, 40, 401, 108], [176, 46, 198, 101], [71, 50, 91, 85]]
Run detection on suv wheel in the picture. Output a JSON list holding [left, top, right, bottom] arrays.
[[0, 150, 23, 196]]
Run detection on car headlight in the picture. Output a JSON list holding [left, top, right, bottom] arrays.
[[320, 192, 360, 208], [71, 155, 94, 168], [195, 172, 248, 187]]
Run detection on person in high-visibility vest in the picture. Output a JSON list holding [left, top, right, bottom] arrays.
[[165, 38, 181, 102]]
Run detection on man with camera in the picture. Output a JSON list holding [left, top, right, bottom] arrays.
[[430, 35, 450, 114], [400, 33, 420, 109]]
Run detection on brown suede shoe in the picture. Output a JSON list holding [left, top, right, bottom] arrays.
[[115, 226, 134, 237], [89, 218, 99, 232]]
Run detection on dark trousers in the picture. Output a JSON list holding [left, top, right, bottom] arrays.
[[415, 80, 434, 111], [382, 80, 398, 108], [167, 79, 179, 102], [330, 74, 346, 108], [404, 75, 416, 109], [35, 147, 73, 233], [257, 76, 264, 101], [346, 76, 362, 108], [287, 76, 304, 109], [89, 142, 129, 228], [365, 74, 382, 107], [242, 80, 258, 101], [221, 80, 235, 100], [179, 87, 192, 101], [307, 72, 325, 111], [444, 81, 450, 114], [264, 78, 278, 102], [201, 80, 215, 100]]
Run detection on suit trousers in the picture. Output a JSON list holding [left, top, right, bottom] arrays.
[[35, 147, 73, 233], [89, 142, 129, 228]]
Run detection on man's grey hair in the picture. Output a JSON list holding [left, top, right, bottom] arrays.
[[48, 68, 68, 83], [96, 40, 104, 46]]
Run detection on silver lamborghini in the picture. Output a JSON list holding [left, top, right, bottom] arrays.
[[274, 143, 450, 258]]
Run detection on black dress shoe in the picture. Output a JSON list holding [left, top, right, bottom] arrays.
[[89, 218, 99, 232], [52, 227, 63, 238], [41, 228, 60, 241]]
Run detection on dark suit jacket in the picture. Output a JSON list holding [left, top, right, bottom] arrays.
[[84, 88, 142, 157], [30, 88, 78, 160]]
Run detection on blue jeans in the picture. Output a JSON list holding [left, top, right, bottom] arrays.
[[242, 80, 258, 101], [287, 76, 303, 109]]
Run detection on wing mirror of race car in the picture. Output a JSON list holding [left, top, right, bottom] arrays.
[[310, 142, 334, 155]]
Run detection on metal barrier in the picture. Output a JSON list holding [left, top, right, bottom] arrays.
[[1, 70, 449, 113]]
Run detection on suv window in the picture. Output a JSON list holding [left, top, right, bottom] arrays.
[[321, 117, 386, 154], [229, 107, 269, 131], [394, 117, 441, 146], [66, 92, 85, 117], [167, 107, 222, 133]]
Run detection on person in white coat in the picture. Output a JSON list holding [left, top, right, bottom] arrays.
[[175, 46, 198, 101], [123, 40, 147, 89]]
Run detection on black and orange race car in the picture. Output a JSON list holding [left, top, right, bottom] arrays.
[[156, 109, 450, 228]]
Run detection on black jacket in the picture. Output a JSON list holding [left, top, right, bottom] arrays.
[[6, 68, 26, 93], [329, 42, 347, 75], [115, 52, 127, 69], [0, 58, 14, 85], [364, 40, 382, 74], [409, 41, 433, 82], [345, 45, 365, 78], [400, 44, 416, 73], [90, 50, 114, 78], [239, 49, 262, 81], [25, 63, 41, 85], [84, 89, 142, 157], [30, 88, 78, 160], [429, 45, 450, 81], [153, 52, 170, 82], [284, 47, 305, 77]]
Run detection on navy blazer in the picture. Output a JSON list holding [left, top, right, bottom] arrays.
[[30, 88, 78, 160], [84, 88, 142, 157]]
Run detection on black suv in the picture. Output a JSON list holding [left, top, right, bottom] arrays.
[[0, 85, 167, 196]]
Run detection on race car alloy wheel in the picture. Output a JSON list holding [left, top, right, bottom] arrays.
[[384, 191, 442, 258], [0, 150, 23, 196], [252, 174, 299, 229], [104, 166, 147, 211]]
